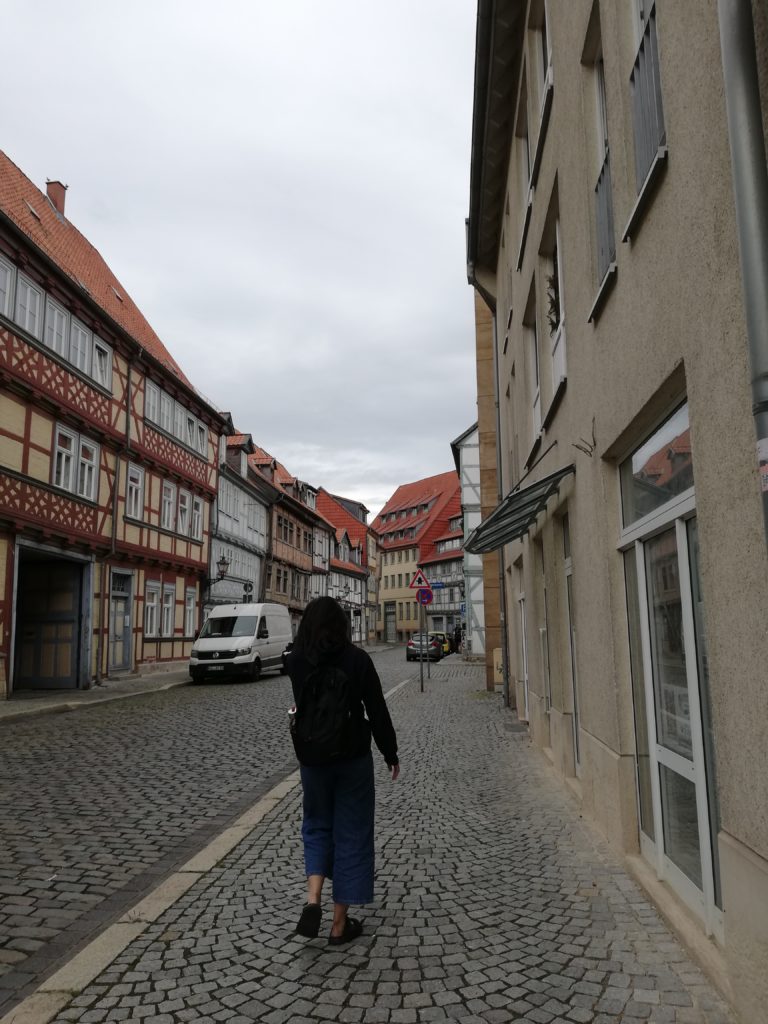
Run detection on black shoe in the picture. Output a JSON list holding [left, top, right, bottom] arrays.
[[295, 902, 322, 938], [328, 916, 362, 945]]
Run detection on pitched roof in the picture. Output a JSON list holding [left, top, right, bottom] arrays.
[[371, 471, 460, 556], [317, 489, 370, 554], [0, 150, 191, 387], [227, 433, 252, 448], [372, 471, 459, 521]]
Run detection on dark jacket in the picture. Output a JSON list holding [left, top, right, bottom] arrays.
[[288, 644, 399, 767]]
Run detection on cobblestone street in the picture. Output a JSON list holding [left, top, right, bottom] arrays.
[[29, 660, 734, 1024], [0, 650, 407, 1016]]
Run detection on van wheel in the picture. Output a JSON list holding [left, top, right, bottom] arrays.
[[250, 659, 261, 682]]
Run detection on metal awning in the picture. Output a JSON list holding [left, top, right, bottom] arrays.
[[464, 464, 575, 554]]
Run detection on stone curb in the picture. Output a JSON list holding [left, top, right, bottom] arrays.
[[0, 677, 410, 1024], [0, 677, 191, 725]]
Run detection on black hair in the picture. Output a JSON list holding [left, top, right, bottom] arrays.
[[293, 596, 351, 663]]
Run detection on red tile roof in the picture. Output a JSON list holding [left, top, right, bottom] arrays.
[[227, 433, 252, 447], [330, 558, 366, 577], [0, 150, 191, 388], [421, 549, 464, 566], [372, 471, 460, 560], [317, 489, 371, 560]]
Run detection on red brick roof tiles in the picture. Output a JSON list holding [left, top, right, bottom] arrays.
[[0, 150, 191, 388]]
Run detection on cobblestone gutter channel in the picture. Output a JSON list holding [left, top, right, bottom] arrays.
[[3, 663, 734, 1024]]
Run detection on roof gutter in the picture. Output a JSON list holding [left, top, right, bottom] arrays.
[[717, 0, 768, 550]]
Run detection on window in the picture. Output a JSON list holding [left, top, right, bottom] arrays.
[[77, 439, 98, 500], [620, 403, 692, 526], [53, 425, 99, 501], [69, 318, 91, 374], [191, 497, 203, 540], [15, 274, 42, 338], [0, 257, 13, 316], [45, 298, 69, 357], [174, 403, 185, 441], [145, 381, 160, 423], [629, 2, 665, 192], [185, 414, 196, 449], [92, 339, 112, 389], [184, 588, 196, 636], [126, 463, 144, 520], [160, 392, 173, 434], [54, 426, 76, 492], [161, 481, 177, 531], [161, 586, 175, 637], [145, 585, 160, 637], [178, 490, 191, 535], [197, 423, 206, 455]]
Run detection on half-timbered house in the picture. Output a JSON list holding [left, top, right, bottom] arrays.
[[248, 448, 332, 635], [0, 152, 229, 694]]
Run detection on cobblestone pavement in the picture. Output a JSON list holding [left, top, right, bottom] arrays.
[[0, 648, 412, 1015], [49, 663, 732, 1024]]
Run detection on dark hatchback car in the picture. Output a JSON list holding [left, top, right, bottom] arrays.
[[406, 633, 442, 662]]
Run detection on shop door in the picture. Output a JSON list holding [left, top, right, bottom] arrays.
[[109, 572, 133, 671], [635, 518, 721, 936], [15, 560, 82, 689]]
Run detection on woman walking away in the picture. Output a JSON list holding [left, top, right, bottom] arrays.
[[288, 597, 399, 945]]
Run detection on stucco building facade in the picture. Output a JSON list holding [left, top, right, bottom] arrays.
[[466, 1, 768, 1018]]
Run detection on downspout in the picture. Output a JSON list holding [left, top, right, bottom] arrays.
[[718, 0, 768, 547], [95, 358, 131, 684], [490, 303, 512, 708]]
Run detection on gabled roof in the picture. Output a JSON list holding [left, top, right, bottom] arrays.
[[317, 489, 370, 556], [0, 150, 191, 387]]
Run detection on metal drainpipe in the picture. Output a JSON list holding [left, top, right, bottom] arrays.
[[718, 0, 768, 546], [490, 305, 512, 708], [95, 358, 131, 684]]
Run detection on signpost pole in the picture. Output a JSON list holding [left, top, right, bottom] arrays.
[[419, 601, 424, 692]]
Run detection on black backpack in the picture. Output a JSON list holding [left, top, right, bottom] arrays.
[[291, 663, 357, 766]]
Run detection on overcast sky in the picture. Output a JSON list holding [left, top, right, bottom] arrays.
[[3, 1, 478, 517]]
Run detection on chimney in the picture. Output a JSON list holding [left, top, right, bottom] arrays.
[[46, 180, 67, 216]]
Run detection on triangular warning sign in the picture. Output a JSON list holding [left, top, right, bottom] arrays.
[[409, 569, 431, 589]]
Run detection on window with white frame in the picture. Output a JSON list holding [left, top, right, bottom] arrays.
[[145, 380, 160, 423], [69, 318, 91, 374], [0, 257, 13, 317], [191, 496, 203, 540], [54, 426, 76, 492], [126, 463, 144, 519], [145, 584, 160, 637], [15, 274, 42, 339], [178, 489, 192, 535], [53, 424, 99, 501], [160, 392, 173, 434], [161, 481, 177, 531], [184, 588, 196, 636], [92, 339, 112, 389], [143, 380, 208, 456], [77, 439, 98, 501], [45, 298, 69, 357], [161, 585, 175, 637]]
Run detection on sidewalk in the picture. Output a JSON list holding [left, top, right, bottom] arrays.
[[6, 663, 734, 1024], [0, 669, 192, 725], [0, 645, 395, 725]]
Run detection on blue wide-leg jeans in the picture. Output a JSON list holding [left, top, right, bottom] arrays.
[[300, 752, 375, 905]]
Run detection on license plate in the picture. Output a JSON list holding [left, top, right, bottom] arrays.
[[207, 665, 224, 671]]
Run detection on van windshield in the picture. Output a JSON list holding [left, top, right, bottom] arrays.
[[199, 615, 257, 639]]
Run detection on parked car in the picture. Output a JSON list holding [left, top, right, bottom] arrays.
[[190, 602, 293, 682], [430, 631, 451, 656], [406, 633, 442, 662]]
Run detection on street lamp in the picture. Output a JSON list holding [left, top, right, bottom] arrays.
[[203, 554, 230, 588]]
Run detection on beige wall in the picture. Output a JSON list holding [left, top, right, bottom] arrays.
[[476, 0, 768, 1016], [474, 291, 502, 691]]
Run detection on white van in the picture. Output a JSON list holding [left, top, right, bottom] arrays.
[[189, 603, 293, 683]]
